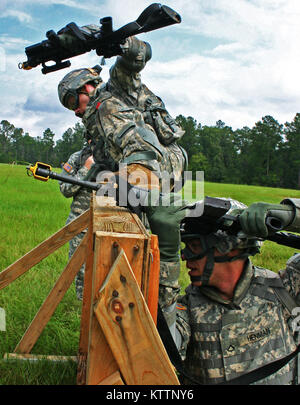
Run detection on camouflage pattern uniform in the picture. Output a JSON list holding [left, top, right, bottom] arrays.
[[58, 34, 188, 301], [82, 36, 188, 190], [175, 258, 299, 384], [57, 28, 187, 187], [160, 197, 300, 385], [59, 146, 92, 300]]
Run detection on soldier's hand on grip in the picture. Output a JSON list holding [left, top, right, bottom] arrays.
[[238, 202, 295, 238]]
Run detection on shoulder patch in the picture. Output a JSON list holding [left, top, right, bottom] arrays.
[[176, 303, 187, 311], [63, 162, 73, 173]]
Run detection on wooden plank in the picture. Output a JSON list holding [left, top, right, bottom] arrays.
[[77, 196, 122, 385], [4, 353, 77, 363], [98, 371, 125, 385], [85, 233, 146, 385], [14, 232, 88, 354], [77, 204, 95, 385], [94, 249, 179, 385], [0, 209, 90, 290], [77, 197, 155, 385], [145, 235, 160, 325], [93, 209, 143, 234]]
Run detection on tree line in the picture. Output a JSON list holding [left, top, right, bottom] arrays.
[[176, 114, 300, 189], [0, 120, 86, 170], [1, 113, 300, 189]]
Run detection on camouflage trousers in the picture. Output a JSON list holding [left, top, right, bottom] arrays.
[[159, 261, 181, 326], [65, 209, 88, 301], [68, 229, 87, 300]]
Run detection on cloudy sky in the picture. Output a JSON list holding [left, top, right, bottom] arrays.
[[1, 0, 300, 141]]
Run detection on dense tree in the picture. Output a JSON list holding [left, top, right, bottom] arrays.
[[54, 123, 86, 167], [0, 120, 15, 162], [281, 113, 300, 188], [176, 115, 201, 158], [42, 128, 55, 163], [224, 116, 283, 187], [0, 113, 300, 189]]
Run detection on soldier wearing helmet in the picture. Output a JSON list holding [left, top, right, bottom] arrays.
[[57, 33, 187, 193], [58, 64, 108, 299], [58, 65, 103, 116], [143, 194, 300, 385]]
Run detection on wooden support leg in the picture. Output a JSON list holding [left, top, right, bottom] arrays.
[[0, 209, 90, 290], [14, 232, 88, 354]]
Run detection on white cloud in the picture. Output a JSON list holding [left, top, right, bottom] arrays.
[[0, 35, 31, 51], [2, 10, 33, 24], [0, 44, 113, 140], [2, 0, 300, 139], [139, 0, 300, 128]]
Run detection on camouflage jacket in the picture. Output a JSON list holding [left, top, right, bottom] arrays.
[[59, 148, 92, 222], [82, 45, 187, 187], [175, 257, 300, 385]]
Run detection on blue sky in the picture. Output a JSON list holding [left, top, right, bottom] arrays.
[[1, 0, 300, 140]]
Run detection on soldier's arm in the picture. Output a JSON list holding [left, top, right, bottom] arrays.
[[59, 151, 90, 198], [280, 198, 300, 233], [278, 253, 300, 306], [278, 199, 300, 301], [97, 98, 162, 176], [114, 36, 185, 145], [238, 198, 300, 238]]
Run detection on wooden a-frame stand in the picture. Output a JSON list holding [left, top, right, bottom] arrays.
[[0, 194, 179, 385]]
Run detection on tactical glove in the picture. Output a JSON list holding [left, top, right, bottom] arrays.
[[117, 36, 151, 73], [143, 191, 189, 262], [238, 202, 295, 238]]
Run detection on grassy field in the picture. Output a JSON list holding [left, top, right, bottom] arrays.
[[0, 163, 299, 385]]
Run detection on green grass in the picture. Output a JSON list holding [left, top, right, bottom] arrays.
[[0, 163, 299, 385], [0, 163, 80, 385]]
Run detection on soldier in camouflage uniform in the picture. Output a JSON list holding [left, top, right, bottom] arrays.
[[91, 35, 187, 191], [58, 32, 187, 192], [144, 195, 300, 384], [58, 65, 109, 300], [59, 144, 94, 300], [57, 34, 187, 297]]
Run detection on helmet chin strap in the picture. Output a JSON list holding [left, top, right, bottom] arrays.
[[183, 240, 250, 286], [192, 248, 215, 286], [181, 235, 217, 286]]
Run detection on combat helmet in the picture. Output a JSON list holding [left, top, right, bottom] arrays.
[[58, 65, 103, 110], [180, 197, 262, 285]]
